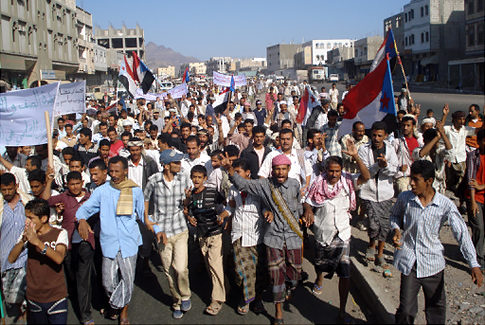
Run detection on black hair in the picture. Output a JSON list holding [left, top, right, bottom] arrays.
[[186, 135, 200, 146], [244, 119, 254, 125], [279, 128, 294, 137], [426, 109, 434, 114], [121, 131, 132, 138], [149, 125, 159, 131], [190, 164, 207, 177], [235, 112, 242, 119], [307, 128, 321, 141], [99, 139, 111, 148], [0, 172, 16, 186], [327, 110, 339, 118], [210, 149, 224, 158], [134, 129, 143, 135], [25, 198, 50, 219], [57, 117, 65, 123], [28, 169, 46, 184], [232, 158, 250, 171], [62, 147, 75, 157], [181, 122, 192, 130], [26, 155, 42, 170], [452, 111, 466, 120], [224, 145, 240, 158], [281, 119, 292, 127], [65, 123, 73, 129], [422, 128, 438, 143], [88, 158, 107, 171], [158, 133, 171, 144], [401, 115, 416, 125], [69, 154, 84, 167], [325, 156, 343, 168], [66, 171, 82, 183], [107, 126, 117, 134], [99, 122, 108, 128], [352, 121, 365, 129], [252, 125, 266, 136], [79, 127, 93, 139], [108, 156, 129, 170], [397, 110, 407, 116], [410, 160, 435, 180], [371, 121, 388, 132]]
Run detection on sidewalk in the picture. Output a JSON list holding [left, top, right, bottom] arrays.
[[349, 214, 485, 324]]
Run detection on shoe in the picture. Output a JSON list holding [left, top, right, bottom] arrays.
[[181, 299, 192, 312], [356, 221, 367, 231], [172, 309, 183, 319]]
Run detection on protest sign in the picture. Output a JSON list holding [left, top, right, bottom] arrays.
[[0, 83, 59, 146], [167, 82, 188, 99], [53, 81, 86, 116], [213, 71, 247, 87], [134, 83, 188, 100]]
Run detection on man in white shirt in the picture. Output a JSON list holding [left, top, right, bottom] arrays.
[[328, 83, 339, 110], [181, 136, 211, 181]]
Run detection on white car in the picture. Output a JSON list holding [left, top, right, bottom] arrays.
[[329, 74, 339, 82], [159, 81, 174, 91]]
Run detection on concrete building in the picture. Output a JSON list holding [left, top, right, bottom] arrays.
[[266, 44, 300, 73], [302, 39, 354, 65], [235, 58, 266, 71], [384, 12, 406, 55], [448, 0, 484, 91], [403, 0, 465, 84], [75, 7, 94, 75], [180, 62, 207, 76], [95, 24, 145, 60], [0, 0, 79, 88], [157, 66, 176, 78], [326, 45, 355, 80], [206, 57, 232, 75], [353, 36, 384, 78], [294, 45, 313, 69]]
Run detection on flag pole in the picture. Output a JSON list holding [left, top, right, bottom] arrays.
[[44, 111, 54, 170]]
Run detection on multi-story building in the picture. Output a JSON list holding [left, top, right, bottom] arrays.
[[448, 0, 484, 91], [75, 6, 94, 75], [294, 45, 313, 69], [384, 13, 405, 55], [180, 62, 207, 76], [302, 39, 354, 66], [326, 45, 355, 81], [0, 0, 79, 88], [157, 66, 175, 78], [95, 24, 145, 60], [206, 57, 232, 75], [353, 36, 384, 78], [266, 44, 300, 73], [403, 0, 465, 84], [235, 58, 266, 71]]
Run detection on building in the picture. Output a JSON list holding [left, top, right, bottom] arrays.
[[235, 58, 267, 71], [448, 0, 484, 91], [266, 44, 300, 73], [403, 0, 465, 84], [384, 13, 405, 55], [0, 0, 79, 88], [180, 62, 207, 76], [294, 45, 313, 69], [95, 24, 146, 60], [326, 45, 355, 80], [75, 7, 94, 75], [302, 39, 354, 66], [206, 57, 232, 75], [353, 36, 384, 78], [157, 66, 176, 78]]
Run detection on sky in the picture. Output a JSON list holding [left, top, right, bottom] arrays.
[[79, 0, 409, 60]]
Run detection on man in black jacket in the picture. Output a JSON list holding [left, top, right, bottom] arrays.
[[240, 126, 272, 179]]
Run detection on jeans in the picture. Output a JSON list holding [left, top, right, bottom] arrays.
[[395, 266, 446, 324], [27, 297, 68, 324]]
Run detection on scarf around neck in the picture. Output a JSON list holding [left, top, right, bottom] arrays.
[[307, 172, 356, 211], [110, 178, 139, 215]]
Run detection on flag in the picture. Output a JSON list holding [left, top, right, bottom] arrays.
[[229, 75, 235, 92], [118, 56, 137, 98], [370, 29, 398, 72], [213, 91, 229, 115], [183, 67, 190, 83], [296, 86, 321, 125], [132, 51, 155, 94], [339, 55, 397, 136]]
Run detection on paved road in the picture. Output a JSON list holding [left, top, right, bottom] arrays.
[[64, 240, 369, 324]]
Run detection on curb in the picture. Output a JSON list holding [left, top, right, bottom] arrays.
[[350, 256, 395, 324]]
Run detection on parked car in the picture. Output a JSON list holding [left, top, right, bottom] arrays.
[[329, 74, 339, 82], [159, 81, 174, 91]]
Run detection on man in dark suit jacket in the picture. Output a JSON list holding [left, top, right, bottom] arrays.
[[240, 126, 272, 179]]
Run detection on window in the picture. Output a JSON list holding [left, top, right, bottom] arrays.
[[411, 34, 415, 44], [410, 9, 414, 19], [125, 37, 137, 48], [478, 0, 484, 11], [426, 31, 429, 42], [405, 13, 408, 22], [421, 6, 424, 17], [405, 37, 408, 46], [111, 38, 122, 48], [478, 22, 484, 45], [425, 5, 429, 15], [467, 24, 476, 46], [421, 32, 424, 43], [468, 0, 475, 14]]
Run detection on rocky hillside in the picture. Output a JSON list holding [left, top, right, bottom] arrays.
[[145, 42, 198, 72]]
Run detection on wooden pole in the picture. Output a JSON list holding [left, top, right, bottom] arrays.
[[44, 111, 53, 169], [397, 55, 412, 100]]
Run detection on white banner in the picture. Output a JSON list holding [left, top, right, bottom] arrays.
[[53, 81, 86, 116], [0, 83, 60, 146], [134, 83, 188, 100], [213, 71, 247, 87]]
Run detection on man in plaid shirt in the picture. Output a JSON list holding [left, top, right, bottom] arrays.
[[143, 149, 192, 319], [321, 110, 342, 157]]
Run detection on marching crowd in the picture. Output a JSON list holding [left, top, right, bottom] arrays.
[[0, 79, 483, 325]]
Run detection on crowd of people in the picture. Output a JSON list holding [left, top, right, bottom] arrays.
[[0, 79, 483, 325]]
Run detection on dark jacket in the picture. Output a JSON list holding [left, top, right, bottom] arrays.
[[240, 144, 272, 179]]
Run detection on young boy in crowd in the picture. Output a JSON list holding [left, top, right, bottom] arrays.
[[184, 165, 226, 316], [9, 198, 68, 324]]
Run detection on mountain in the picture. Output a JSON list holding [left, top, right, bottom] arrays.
[[144, 42, 199, 72]]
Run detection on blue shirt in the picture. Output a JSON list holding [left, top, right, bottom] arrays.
[[390, 190, 480, 278], [1, 200, 27, 272], [75, 182, 145, 259]]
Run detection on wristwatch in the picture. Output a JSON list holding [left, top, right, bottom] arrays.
[[41, 243, 48, 255]]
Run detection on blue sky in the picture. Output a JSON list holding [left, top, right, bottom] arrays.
[[79, 0, 408, 60]]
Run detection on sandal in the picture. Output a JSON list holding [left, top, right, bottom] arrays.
[[312, 283, 323, 295], [205, 301, 223, 316], [101, 308, 119, 320], [375, 256, 389, 268], [365, 247, 376, 262], [273, 318, 284, 325], [119, 318, 130, 325], [237, 303, 249, 315]]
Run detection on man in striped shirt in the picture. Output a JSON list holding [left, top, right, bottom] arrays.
[[391, 160, 482, 324]]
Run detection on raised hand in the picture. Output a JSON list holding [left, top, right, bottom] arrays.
[[442, 104, 449, 116], [341, 138, 357, 158]]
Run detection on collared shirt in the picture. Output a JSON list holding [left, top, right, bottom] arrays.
[[181, 153, 211, 181], [143, 172, 189, 238], [128, 157, 145, 188], [75, 182, 145, 259], [230, 173, 303, 250], [258, 148, 312, 187], [444, 125, 475, 163], [226, 186, 265, 247], [0, 200, 27, 272], [321, 123, 341, 157], [390, 191, 480, 278], [393, 136, 423, 178], [358, 141, 398, 202], [2, 152, 26, 168]]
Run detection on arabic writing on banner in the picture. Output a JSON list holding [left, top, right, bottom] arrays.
[[213, 71, 247, 87], [134, 83, 188, 100], [53, 81, 86, 116], [0, 83, 60, 146]]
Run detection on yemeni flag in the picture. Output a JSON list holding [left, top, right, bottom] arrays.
[[296, 86, 321, 126], [213, 91, 229, 115], [183, 67, 190, 83], [131, 51, 155, 94], [370, 29, 398, 72], [229, 75, 235, 92], [339, 54, 397, 136], [118, 56, 137, 98]]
